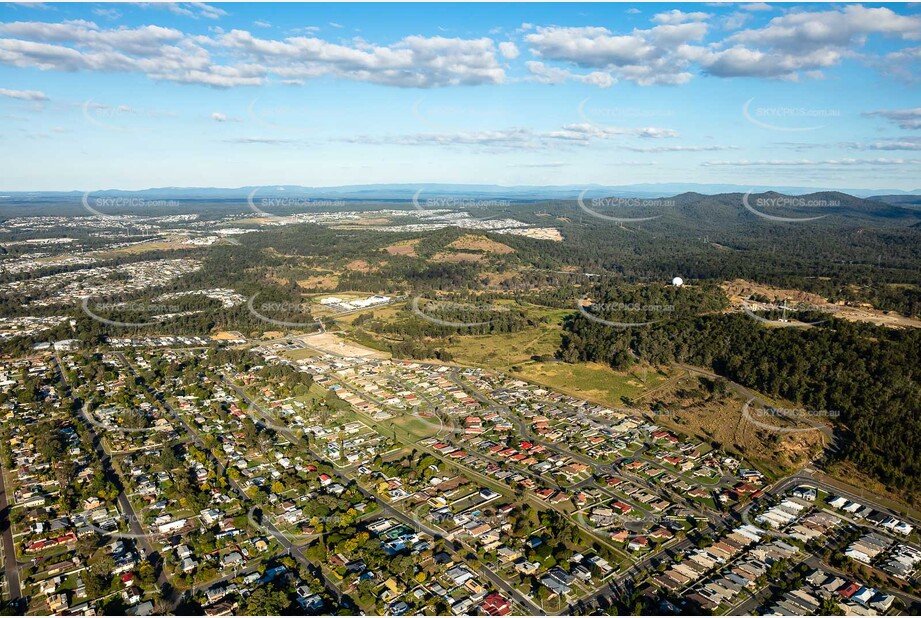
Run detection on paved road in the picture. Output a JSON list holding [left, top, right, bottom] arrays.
[[114, 353, 347, 608], [222, 375, 546, 615], [52, 355, 176, 605], [0, 459, 21, 603]]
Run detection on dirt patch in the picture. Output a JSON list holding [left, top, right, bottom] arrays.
[[446, 234, 514, 254], [297, 275, 339, 290], [481, 270, 520, 287], [649, 373, 826, 476], [723, 279, 921, 329], [345, 259, 374, 273], [384, 239, 421, 257], [299, 332, 389, 359], [338, 217, 392, 226], [212, 331, 245, 341], [432, 252, 483, 263]]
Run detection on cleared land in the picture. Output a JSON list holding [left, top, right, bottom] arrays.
[[515, 361, 670, 407], [444, 306, 570, 370], [446, 234, 514, 254], [383, 239, 421, 257], [299, 332, 389, 359], [723, 278, 921, 329], [431, 251, 482, 263], [647, 371, 827, 478]]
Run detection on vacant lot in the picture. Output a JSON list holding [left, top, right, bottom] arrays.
[[300, 332, 389, 358], [445, 327, 561, 369], [431, 251, 482, 263], [446, 234, 514, 254], [383, 238, 421, 256], [389, 413, 442, 440], [515, 362, 670, 407], [281, 347, 320, 361], [297, 274, 339, 290], [648, 372, 827, 478]]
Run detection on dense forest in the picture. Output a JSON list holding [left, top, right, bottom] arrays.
[[558, 287, 921, 502]]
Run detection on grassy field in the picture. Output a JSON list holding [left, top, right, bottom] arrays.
[[445, 327, 563, 369], [102, 239, 199, 255], [336, 304, 403, 325], [514, 361, 671, 407], [281, 347, 320, 361], [291, 383, 331, 405], [647, 372, 826, 480], [387, 413, 443, 440], [443, 304, 572, 370]]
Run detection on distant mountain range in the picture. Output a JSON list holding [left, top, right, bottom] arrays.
[[3, 182, 920, 201]]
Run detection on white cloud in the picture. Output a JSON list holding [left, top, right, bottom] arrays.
[[525, 61, 615, 88], [524, 23, 705, 85], [621, 144, 739, 153], [688, 5, 921, 80], [863, 107, 921, 130], [343, 122, 678, 150], [211, 111, 227, 121], [253, 20, 271, 28], [498, 41, 519, 59], [652, 10, 711, 25], [92, 8, 121, 20], [524, 5, 921, 85], [703, 158, 921, 166], [720, 12, 752, 31], [0, 87, 48, 100], [142, 2, 227, 20], [4, 5, 920, 91], [0, 20, 508, 88], [6, 2, 51, 9], [842, 136, 921, 151], [738, 3, 773, 11], [729, 6, 921, 51], [215, 30, 506, 87]]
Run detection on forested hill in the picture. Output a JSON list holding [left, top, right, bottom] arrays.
[[558, 303, 921, 503]]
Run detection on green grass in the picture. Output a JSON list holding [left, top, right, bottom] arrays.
[[444, 324, 564, 370], [386, 414, 442, 440], [515, 362, 670, 408], [282, 347, 320, 361]]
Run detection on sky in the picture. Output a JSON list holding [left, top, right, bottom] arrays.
[[0, 1, 920, 192]]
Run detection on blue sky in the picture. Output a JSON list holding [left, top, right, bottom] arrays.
[[0, 2, 919, 191]]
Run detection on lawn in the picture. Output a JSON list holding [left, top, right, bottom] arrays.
[[386, 413, 443, 440], [282, 347, 320, 361]]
